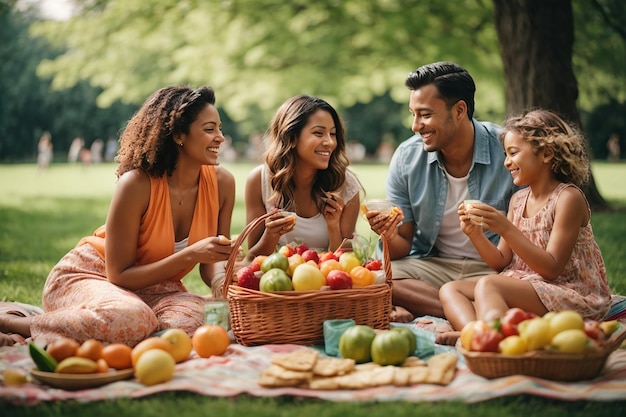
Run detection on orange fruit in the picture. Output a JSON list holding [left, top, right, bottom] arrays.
[[131, 337, 174, 367], [76, 339, 104, 361], [46, 337, 80, 362], [349, 266, 376, 287], [101, 343, 133, 370], [319, 259, 342, 278], [192, 324, 230, 358], [96, 358, 109, 373]]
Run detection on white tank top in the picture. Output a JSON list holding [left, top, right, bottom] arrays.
[[260, 165, 361, 250], [435, 171, 480, 259]]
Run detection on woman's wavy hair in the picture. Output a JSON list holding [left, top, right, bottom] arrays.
[[264, 94, 350, 213], [115, 86, 216, 178], [499, 109, 590, 187]]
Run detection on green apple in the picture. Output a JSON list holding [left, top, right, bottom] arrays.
[[261, 252, 289, 273], [259, 268, 293, 292]]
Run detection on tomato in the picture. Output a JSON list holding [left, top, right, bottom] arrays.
[[364, 259, 382, 271], [319, 251, 339, 263], [261, 253, 289, 273], [338, 325, 376, 363], [500, 307, 537, 337], [301, 249, 320, 264], [469, 321, 504, 352], [371, 330, 410, 366], [259, 268, 293, 292], [349, 266, 376, 287], [326, 269, 352, 290]]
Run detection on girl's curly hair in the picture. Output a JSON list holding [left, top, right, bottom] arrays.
[[115, 86, 216, 178], [264, 95, 350, 213], [499, 109, 590, 187]]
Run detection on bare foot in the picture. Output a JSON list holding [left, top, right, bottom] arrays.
[[0, 313, 32, 339], [390, 306, 414, 323], [435, 330, 461, 346]]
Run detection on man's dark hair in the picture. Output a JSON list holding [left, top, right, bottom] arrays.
[[405, 61, 476, 119]]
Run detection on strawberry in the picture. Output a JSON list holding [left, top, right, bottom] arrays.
[[364, 259, 382, 271], [236, 266, 261, 290]]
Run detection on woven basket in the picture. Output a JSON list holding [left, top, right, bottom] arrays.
[[222, 211, 393, 346], [459, 325, 626, 381]]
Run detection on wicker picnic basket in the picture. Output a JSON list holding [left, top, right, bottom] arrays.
[[222, 211, 393, 346], [459, 325, 626, 381]]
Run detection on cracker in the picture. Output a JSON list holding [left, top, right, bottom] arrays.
[[307, 376, 341, 390], [313, 357, 356, 377], [407, 365, 429, 384], [425, 353, 458, 385], [271, 349, 319, 371], [257, 373, 303, 388], [262, 364, 313, 381], [400, 356, 426, 367], [392, 367, 412, 386]]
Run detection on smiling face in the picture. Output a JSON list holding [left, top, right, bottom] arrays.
[[503, 131, 547, 186], [409, 84, 463, 152], [294, 109, 337, 170], [178, 104, 224, 166]]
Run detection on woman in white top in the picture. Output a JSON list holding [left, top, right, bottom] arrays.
[[245, 95, 362, 259]]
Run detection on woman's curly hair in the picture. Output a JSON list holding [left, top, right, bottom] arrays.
[[115, 86, 216, 178], [264, 95, 350, 213], [499, 109, 590, 188]]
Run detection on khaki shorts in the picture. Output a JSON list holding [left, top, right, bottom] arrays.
[[390, 256, 495, 288]]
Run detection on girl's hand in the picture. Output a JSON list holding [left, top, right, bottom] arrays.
[[323, 192, 344, 225], [460, 203, 508, 235]]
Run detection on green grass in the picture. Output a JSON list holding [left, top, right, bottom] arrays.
[[1, 161, 625, 415]]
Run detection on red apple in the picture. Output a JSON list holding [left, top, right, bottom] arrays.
[[319, 251, 339, 263], [278, 245, 296, 258], [500, 307, 536, 337], [326, 269, 353, 290], [301, 249, 320, 264], [295, 243, 309, 255]]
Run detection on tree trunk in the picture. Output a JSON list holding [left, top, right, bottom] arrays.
[[493, 0, 610, 211]]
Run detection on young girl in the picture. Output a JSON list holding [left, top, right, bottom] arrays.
[[244, 95, 362, 259], [438, 109, 612, 343]]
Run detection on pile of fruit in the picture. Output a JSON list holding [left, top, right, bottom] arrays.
[[338, 324, 417, 366], [460, 308, 621, 355], [236, 241, 385, 292], [11, 324, 230, 387]]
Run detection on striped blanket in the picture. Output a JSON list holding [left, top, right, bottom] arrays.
[[2, 327, 625, 405]]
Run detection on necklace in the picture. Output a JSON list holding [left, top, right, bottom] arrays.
[[170, 182, 196, 206]]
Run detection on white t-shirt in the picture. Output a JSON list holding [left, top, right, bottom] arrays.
[[435, 171, 480, 259], [260, 165, 361, 249]]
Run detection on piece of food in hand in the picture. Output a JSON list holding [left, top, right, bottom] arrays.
[[217, 235, 232, 245], [389, 207, 402, 218]]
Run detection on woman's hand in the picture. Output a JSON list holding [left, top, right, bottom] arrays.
[[323, 191, 344, 225], [264, 210, 296, 238], [190, 235, 234, 264]]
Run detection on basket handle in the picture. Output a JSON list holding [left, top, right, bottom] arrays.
[[223, 210, 276, 293]]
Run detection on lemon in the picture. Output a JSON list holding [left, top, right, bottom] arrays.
[[549, 329, 589, 354], [134, 348, 176, 386], [520, 317, 552, 350], [548, 310, 584, 339], [291, 263, 326, 291], [3, 368, 29, 386], [339, 252, 361, 274]]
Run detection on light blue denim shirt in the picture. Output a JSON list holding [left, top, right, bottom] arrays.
[[380, 119, 516, 259]]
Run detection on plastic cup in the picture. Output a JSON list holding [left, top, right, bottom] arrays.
[[362, 199, 393, 216], [204, 299, 230, 330]]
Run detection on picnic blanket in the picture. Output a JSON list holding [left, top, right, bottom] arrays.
[[2, 319, 626, 405]]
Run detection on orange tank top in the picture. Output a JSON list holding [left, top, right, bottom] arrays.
[[78, 165, 219, 281]]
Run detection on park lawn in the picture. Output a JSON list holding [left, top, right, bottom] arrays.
[[1, 161, 625, 416]]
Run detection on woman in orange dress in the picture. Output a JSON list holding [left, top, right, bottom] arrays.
[[30, 86, 236, 346]]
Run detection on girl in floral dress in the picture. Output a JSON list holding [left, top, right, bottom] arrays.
[[438, 109, 612, 341]]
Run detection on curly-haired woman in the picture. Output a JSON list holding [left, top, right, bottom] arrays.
[[30, 86, 236, 346]]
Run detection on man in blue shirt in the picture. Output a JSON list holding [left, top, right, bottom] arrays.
[[367, 62, 516, 322]]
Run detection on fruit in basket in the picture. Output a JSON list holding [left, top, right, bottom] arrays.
[[349, 266, 376, 287], [548, 328, 589, 354], [301, 249, 320, 264], [600, 320, 620, 336], [364, 259, 382, 271], [547, 310, 584, 339], [469, 321, 504, 352], [371, 330, 410, 365], [498, 335, 527, 355], [295, 243, 309, 255], [339, 325, 376, 363], [519, 317, 552, 350], [319, 251, 339, 263], [259, 268, 293, 292], [319, 259, 342, 277], [500, 307, 537, 337], [261, 253, 289, 273], [287, 253, 305, 276], [326, 269, 353, 290], [339, 252, 361, 274], [278, 244, 296, 258], [291, 263, 326, 291], [237, 265, 261, 290]]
